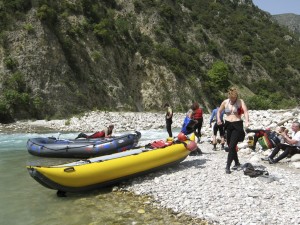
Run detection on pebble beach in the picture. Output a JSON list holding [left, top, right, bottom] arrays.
[[1, 108, 300, 225]]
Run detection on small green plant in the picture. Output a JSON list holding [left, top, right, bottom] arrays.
[[23, 23, 34, 33], [133, 1, 143, 13], [37, 4, 57, 25], [241, 55, 252, 66], [65, 119, 71, 126], [91, 50, 102, 62], [4, 57, 18, 71], [93, 19, 114, 44]]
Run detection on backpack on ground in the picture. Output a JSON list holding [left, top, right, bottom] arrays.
[[242, 163, 269, 178], [258, 131, 280, 150]]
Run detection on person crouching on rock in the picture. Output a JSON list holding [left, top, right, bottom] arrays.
[[75, 124, 114, 139], [217, 87, 249, 174]]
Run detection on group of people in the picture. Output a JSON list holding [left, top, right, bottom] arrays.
[[165, 101, 203, 144], [75, 86, 299, 175], [165, 86, 300, 174], [165, 87, 249, 174], [267, 121, 300, 164]]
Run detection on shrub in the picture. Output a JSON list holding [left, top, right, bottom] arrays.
[[37, 4, 57, 25], [207, 61, 230, 91], [23, 23, 34, 33], [241, 55, 252, 66], [93, 19, 114, 44], [4, 57, 18, 71], [91, 51, 102, 62], [133, 1, 143, 13]]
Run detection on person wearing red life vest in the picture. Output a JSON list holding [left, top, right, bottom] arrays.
[[191, 102, 203, 143], [75, 124, 114, 139]]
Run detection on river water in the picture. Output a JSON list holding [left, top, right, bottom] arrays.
[[0, 128, 206, 225]]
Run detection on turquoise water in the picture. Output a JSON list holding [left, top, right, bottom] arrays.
[[0, 129, 202, 225]]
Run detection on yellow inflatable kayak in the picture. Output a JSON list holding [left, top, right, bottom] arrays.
[[27, 134, 196, 195]]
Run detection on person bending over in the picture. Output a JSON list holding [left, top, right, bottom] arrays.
[[181, 108, 198, 135], [268, 121, 300, 164], [217, 87, 249, 174], [75, 124, 114, 139]]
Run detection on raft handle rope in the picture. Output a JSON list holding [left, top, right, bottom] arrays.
[[64, 167, 75, 172], [81, 159, 91, 163], [27, 140, 95, 151]]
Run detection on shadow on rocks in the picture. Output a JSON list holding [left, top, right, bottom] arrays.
[[180, 158, 207, 169]]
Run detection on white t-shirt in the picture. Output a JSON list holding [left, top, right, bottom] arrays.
[[292, 131, 300, 147]]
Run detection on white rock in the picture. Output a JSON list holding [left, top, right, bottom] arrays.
[[292, 162, 300, 169], [249, 155, 261, 164], [290, 154, 300, 162]]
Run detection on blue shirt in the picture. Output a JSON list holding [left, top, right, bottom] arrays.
[[209, 108, 224, 124]]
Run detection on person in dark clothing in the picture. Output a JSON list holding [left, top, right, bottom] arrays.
[[268, 122, 300, 164], [217, 87, 249, 174], [191, 102, 203, 143], [75, 124, 114, 139], [210, 107, 225, 150], [164, 103, 173, 137]]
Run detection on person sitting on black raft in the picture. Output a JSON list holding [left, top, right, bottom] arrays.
[[75, 124, 114, 139]]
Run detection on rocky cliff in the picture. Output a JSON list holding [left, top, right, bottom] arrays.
[[0, 0, 299, 122], [273, 13, 300, 35]]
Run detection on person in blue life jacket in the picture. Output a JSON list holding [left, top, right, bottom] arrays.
[[210, 107, 225, 151], [180, 108, 202, 156], [181, 109, 198, 135]]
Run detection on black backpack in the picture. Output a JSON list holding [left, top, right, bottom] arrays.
[[242, 163, 269, 178]]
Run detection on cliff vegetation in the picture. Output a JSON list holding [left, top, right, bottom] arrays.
[[0, 0, 299, 123]]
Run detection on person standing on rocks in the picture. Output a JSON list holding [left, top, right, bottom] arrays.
[[217, 87, 249, 174], [191, 102, 203, 143], [164, 103, 173, 138], [210, 107, 225, 151], [268, 121, 300, 164]]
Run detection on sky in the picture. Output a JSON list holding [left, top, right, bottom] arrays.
[[252, 0, 300, 15]]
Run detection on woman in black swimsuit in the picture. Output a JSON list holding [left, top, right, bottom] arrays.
[[217, 87, 249, 174]]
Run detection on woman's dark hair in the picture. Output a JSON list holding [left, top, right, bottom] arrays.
[[192, 102, 199, 110]]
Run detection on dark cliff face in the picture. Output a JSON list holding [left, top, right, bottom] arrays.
[[0, 0, 299, 122]]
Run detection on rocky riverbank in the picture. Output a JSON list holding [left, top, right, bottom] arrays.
[[1, 108, 300, 224], [122, 140, 300, 225]]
